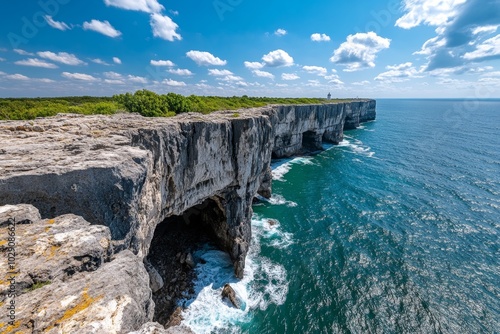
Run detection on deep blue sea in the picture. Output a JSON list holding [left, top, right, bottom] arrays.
[[180, 99, 500, 334]]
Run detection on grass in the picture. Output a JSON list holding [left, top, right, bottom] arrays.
[[0, 91, 360, 121]]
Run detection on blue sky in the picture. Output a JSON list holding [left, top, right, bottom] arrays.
[[0, 0, 499, 98]]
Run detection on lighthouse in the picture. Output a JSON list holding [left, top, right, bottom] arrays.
[[327, 92, 331, 100]]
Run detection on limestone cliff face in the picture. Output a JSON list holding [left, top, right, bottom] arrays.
[[0, 100, 375, 281]]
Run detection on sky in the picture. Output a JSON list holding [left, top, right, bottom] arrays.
[[0, 0, 499, 98]]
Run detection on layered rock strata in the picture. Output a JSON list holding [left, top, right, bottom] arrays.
[[0, 101, 375, 332]]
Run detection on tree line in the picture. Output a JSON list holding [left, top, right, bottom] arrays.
[[0, 90, 337, 120]]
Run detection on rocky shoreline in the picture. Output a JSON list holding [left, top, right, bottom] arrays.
[[0, 101, 375, 333]]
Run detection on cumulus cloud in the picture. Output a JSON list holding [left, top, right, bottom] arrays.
[[163, 79, 186, 86], [104, 79, 125, 84], [396, 0, 466, 29], [83, 20, 121, 38], [244, 61, 264, 69], [151, 60, 175, 67], [253, 70, 275, 79], [352, 80, 370, 86], [62, 72, 98, 81], [150, 14, 181, 41], [168, 68, 193, 76], [187, 51, 227, 66], [104, 71, 123, 79], [398, 0, 500, 72], [38, 51, 86, 65], [262, 49, 294, 67], [128, 75, 148, 84], [5, 74, 30, 80], [375, 62, 422, 83], [463, 34, 500, 61], [45, 15, 71, 31], [303, 65, 327, 76], [208, 69, 233, 76], [14, 49, 34, 56], [113, 57, 122, 64], [282, 73, 300, 80], [275, 29, 287, 36], [91, 58, 110, 65], [330, 32, 391, 71], [15, 58, 58, 69], [218, 75, 244, 82], [104, 0, 164, 13], [311, 33, 331, 42]]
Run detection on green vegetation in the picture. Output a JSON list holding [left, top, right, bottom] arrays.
[[24, 281, 51, 293], [0, 90, 353, 120], [0, 96, 120, 120]]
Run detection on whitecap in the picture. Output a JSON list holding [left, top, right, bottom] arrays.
[[180, 216, 290, 333]]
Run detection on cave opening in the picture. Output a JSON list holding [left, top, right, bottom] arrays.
[[302, 130, 322, 153], [146, 197, 227, 326]]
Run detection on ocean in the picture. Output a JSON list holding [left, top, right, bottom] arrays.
[[179, 99, 500, 333]]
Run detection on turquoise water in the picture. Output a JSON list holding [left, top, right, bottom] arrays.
[[182, 99, 500, 333]]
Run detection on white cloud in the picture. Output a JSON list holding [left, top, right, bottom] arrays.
[[311, 33, 331, 42], [208, 69, 233, 76], [0, 58, 5, 62], [91, 58, 109, 65], [15, 58, 58, 69], [187, 51, 227, 66], [463, 34, 500, 60], [282, 73, 300, 80], [375, 62, 422, 83], [472, 25, 500, 35], [83, 20, 122, 38], [168, 68, 193, 76], [113, 57, 122, 64], [44, 15, 71, 31], [303, 65, 327, 76], [14, 49, 34, 56], [262, 49, 294, 67], [244, 61, 264, 69], [413, 36, 446, 56], [38, 51, 86, 65], [395, 0, 466, 29], [62, 72, 98, 81], [219, 75, 244, 82], [324, 73, 341, 80], [330, 32, 391, 71], [150, 60, 175, 67], [253, 70, 275, 79], [104, 71, 123, 79], [104, 0, 164, 13], [5, 74, 30, 80], [275, 29, 287, 36], [150, 14, 181, 41], [170, 9, 179, 16], [306, 79, 321, 87], [163, 79, 186, 86], [398, 0, 500, 72], [105, 79, 125, 84], [352, 80, 370, 86], [128, 75, 148, 84]]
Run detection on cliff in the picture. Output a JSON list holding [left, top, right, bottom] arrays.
[[0, 100, 375, 333]]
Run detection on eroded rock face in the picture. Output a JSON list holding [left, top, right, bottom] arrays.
[[0, 205, 153, 334], [0, 101, 375, 279]]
